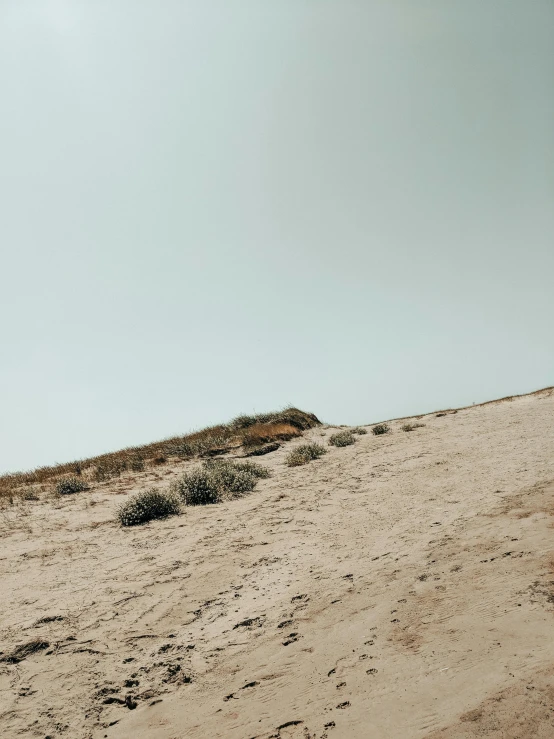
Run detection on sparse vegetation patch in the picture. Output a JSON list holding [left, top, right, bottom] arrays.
[[329, 431, 356, 447], [401, 423, 426, 432], [352, 428, 367, 435], [0, 407, 319, 503], [231, 408, 320, 432], [286, 443, 327, 467], [372, 424, 391, 436], [55, 477, 89, 496], [117, 488, 181, 526], [172, 459, 270, 506]]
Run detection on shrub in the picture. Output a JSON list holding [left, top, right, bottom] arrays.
[[372, 423, 390, 436], [229, 460, 271, 479], [173, 469, 220, 505], [401, 422, 426, 432], [174, 459, 270, 506], [285, 443, 327, 467], [329, 431, 356, 447], [352, 427, 367, 435], [55, 477, 89, 496], [117, 488, 181, 526]]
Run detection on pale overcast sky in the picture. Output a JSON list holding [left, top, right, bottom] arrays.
[[1, 0, 553, 473]]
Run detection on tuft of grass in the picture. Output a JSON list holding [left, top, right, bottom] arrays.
[[55, 477, 90, 496], [328, 431, 356, 447], [372, 423, 390, 436], [173, 459, 270, 506], [285, 443, 327, 467], [117, 488, 181, 526], [352, 427, 367, 435], [401, 422, 426, 432]]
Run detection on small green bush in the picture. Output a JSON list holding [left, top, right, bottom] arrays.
[[117, 488, 181, 526], [173, 459, 270, 506], [352, 427, 367, 435], [328, 431, 356, 447], [174, 468, 220, 505], [55, 477, 89, 496], [372, 423, 390, 436], [285, 443, 327, 467]]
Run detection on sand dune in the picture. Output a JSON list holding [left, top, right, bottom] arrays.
[[1, 389, 554, 738]]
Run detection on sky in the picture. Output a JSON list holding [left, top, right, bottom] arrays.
[[1, 0, 553, 474]]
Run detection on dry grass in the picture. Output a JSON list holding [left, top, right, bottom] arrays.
[[0, 407, 320, 504], [401, 423, 426, 432], [241, 423, 301, 448]]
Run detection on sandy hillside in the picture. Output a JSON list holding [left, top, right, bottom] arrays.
[[1, 389, 554, 739]]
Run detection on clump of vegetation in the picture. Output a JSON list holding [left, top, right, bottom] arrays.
[[172, 459, 270, 506], [55, 477, 90, 496], [328, 431, 356, 447], [231, 408, 320, 432], [401, 422, 426, 432], [372, 423, 390, 436], [117, 488, 181, 526], [285, 443, 327, 467], [0, 406, 319, 504], [173, 468, 220, 506], [352, 427, 367, 435]]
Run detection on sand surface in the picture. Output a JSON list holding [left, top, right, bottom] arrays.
[[1, 389, 554, 738]]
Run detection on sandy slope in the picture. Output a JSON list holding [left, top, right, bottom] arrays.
[[1, 389, 553, 739]]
